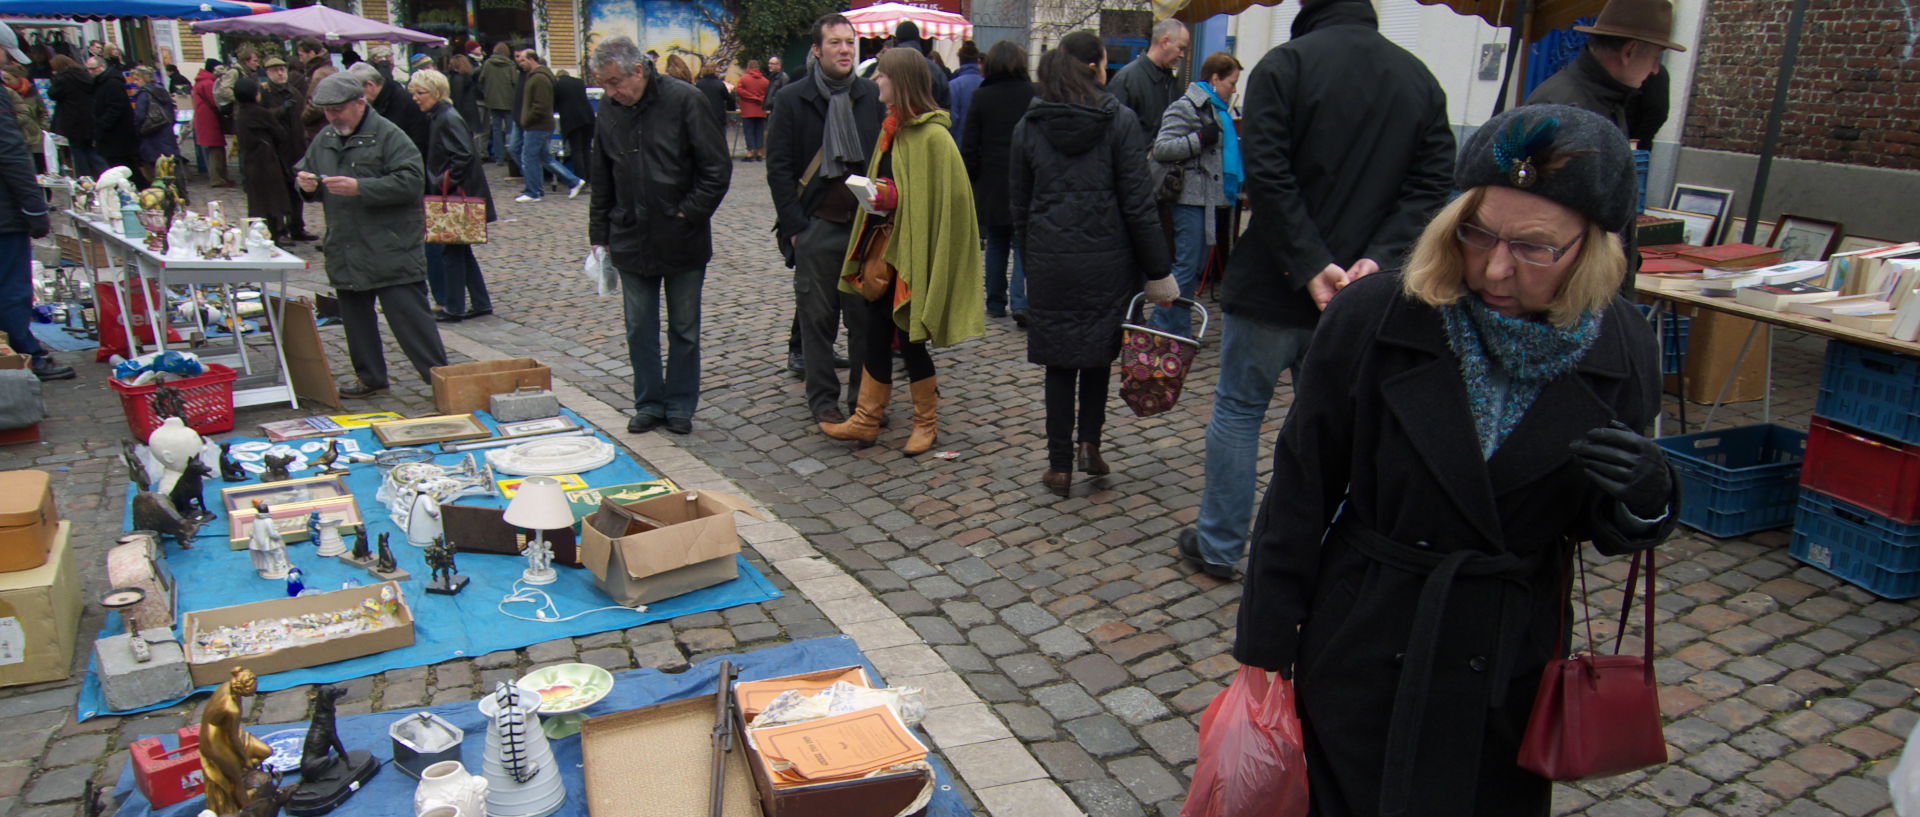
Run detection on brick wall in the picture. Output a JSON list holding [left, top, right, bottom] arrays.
[[1682, 0, 1920, 170]]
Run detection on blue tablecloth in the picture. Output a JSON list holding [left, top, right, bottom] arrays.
[[111, 638, 971, 817], [86, 409, 782, 719]]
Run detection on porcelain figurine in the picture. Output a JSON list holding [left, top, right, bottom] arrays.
[[245, 218, 274, 259], [406, 493, 442, 548], [248, 502, 292, 580], [201, 667, 274, 815], [147, 416, 204, 496], [287, 685, 380, 815], [285, 566, 305, 597]]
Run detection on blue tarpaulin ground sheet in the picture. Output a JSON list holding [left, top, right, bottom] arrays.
[[84, 409, 781, 719], [111, 637, 972, 817]]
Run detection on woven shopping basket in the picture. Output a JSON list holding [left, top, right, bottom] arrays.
[[1119, 294, 1210, 418]]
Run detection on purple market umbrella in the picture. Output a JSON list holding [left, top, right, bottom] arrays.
[[191, 4, 445, 45]]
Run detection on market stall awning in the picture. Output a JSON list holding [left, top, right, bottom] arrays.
[[191, 4, 445, 45], [1153, 0, 1606, 38], [845, 2, 972, 40], [0, 0, 280, 21]]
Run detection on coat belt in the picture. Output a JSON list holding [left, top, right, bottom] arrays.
[[1333, 523, 1550, 817]]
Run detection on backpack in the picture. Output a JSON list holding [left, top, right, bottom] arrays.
[[138, 90, 173, 136], [214, 68, 238, 123]]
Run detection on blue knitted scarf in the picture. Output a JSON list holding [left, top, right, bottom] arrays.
[[1439, 296, 1602, 458]]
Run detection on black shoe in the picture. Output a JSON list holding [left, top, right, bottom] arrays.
[[787, 351, 805, 376], [628, 414, 664, 433], [434, 309, 465, 323], [289, 231, 321, 242], [466, 307, 493, 318], [1012, 310, 1030, 329], [987, 309, 1008, 319], [339, 380, 389, 399], [813, 406, 847, 425], [1177, 529, 1240, 580], [29, 355, 75, 381], [664, 417, 693, 435], [833, 354, 851, 369]]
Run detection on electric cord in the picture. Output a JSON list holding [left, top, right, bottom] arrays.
[[497, 579, 648, 623]]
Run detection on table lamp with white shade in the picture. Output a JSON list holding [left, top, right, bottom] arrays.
[[503, 476, 571, 586]]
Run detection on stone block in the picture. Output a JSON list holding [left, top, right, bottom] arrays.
[[94, 629, 193, 712]]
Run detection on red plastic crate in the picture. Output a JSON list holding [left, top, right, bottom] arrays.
[[1801, 416, 1920, 524], [110, 363, 238, 439]]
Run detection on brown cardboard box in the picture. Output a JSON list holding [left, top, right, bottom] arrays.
[[581, 490, 765, 606], [731, 680, 932, 817], [0, 470, 59, 573], [430, 359, 552, 416], [0, 353, 28, 370], [183, 582, 415, 686], [0, 521, 80, 687], [1670, 306, 1770, 404]]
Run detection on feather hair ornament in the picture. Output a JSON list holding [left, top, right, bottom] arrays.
[[1491, 115, 1563, 188]]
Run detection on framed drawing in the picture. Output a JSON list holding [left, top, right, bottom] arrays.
[[372, 414, 491, 447], [1767, 216, 1844, 262], [221, 474, 350, 517], [1646, 207, 1717, 247], [498, 416, 581, 438], [1835, 235, 1898, 255], [228, 495, 364, 548], [1668, 185, 1735, 244], [1724, 218, 1775, 245]]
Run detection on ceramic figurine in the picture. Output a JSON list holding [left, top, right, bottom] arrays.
[[168, 458, 216, 523], [249, 501, 292, 580], [521, 536, 556, 586], [478, 683, 565, 817], [126, 449, 200, 550], [166, 217, 193, 259], [245, 219, 274, 260], [315, 517, 347, 558], [306, 512, 321, 546], [201, 667, 274, 815], [314, 439, 346, 475], [285, 566, 305, 597], [406, 493, 441, 548], [414, 760, 487, 817], [221, 227, 245, 259], [261, 453, 296, 483], [423, 537, 468, 595], [219, 442, 248, 482], [375, 533, 397, 574], [286, 685, 380, 816], [147, 416, 204, 496]]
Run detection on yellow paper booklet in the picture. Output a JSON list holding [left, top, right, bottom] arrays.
[[754, 705, 926, 785]]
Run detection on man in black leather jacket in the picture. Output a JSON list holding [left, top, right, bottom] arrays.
[[0, 90, 73, 380]]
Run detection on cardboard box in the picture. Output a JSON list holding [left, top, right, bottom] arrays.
[[430, 359, 551, 416], [1669, 306, 1770, 404], [0, 520, 80, 687], [183, 581, 415, 687], [731, 679, 932, 817], [581, 490, 764, 606], [0, 470, 58, 573]]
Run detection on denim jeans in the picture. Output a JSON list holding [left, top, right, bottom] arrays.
[[423, 245, 448, 308], [518, 128, 581, 199], [1148, 204, 1208, 337], [1194, 314, 1315, 568], [0, 233, 44, 358], [488, 109, 512, 162], [621, 266, 704, 422], [426, 243, 491, 314], [983, 224, 1025, 316]]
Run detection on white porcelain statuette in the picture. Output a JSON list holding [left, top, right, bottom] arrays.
[[414, 760, 487, 817]]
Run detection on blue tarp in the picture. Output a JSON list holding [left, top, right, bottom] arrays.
[[84, 409, 782, 719], [111, 637, 972, 817]]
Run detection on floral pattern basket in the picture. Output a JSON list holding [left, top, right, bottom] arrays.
[[1120, 295, 1209, 418], [424, 177, 488, 245]]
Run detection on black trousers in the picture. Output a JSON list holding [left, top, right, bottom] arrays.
[[336, 281, 448, 388], [794, 218, 867, 415], [1045, 365, 1110, 471], [860, 281, 932, 387]]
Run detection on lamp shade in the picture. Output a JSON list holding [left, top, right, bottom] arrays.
[[502, 476, 574, 530]]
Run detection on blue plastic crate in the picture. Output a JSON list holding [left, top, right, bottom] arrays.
[[1634, 305, 1689, 375], [1656, 424, 1806, 537], [1816, 342, 1920, 446], [1791, 489, 1920, 598]]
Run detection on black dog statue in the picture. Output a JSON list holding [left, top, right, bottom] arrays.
[[219, 441, 248, 482], [287, 685, 379, 816], [168, 458, 217, 523]]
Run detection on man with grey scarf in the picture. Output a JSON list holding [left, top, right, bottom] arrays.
[[766, 13, 886, 426]]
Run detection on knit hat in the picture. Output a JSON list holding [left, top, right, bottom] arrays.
[[410, 53, 432, 69], [204, 58, 224, 73], [1455, 105, 1636, 234], [310, 71, 366, 105]]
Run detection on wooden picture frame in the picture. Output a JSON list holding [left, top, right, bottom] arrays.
[[1767, 215, 1845, 262], [498, 415, 581, 438], [1668, 185, 1735, 245], [221, 474, 351, 517], [1724, 218, 1775, 246], [1835, 235, 1899, 255], [228, 495, 364, 547], [1646, 207, 1717, 247], [372, 414, 491, 447]]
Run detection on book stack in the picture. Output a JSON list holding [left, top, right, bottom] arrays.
[[1824, 242, 1920, 295], [1638, 244, 1785, 293], [755, 706, 928, 786], [1698, 259, 1828, 297], [1735, 281, 1841, 311]]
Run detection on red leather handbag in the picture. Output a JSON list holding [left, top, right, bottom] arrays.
[[1517, 547, 1668, 781]]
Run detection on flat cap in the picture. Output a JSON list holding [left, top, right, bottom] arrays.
[[264, 55, 287, 68], [310, 72, 367, 106], [1455, 104, 1637, 234]]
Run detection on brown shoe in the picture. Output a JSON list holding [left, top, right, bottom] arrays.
[[1042, 469, 1072, 497], [903, 376, 938, 456], [821, 371, 889, 446], [1077, 442, 1110, 476]]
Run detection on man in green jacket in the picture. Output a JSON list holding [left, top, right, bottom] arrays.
[[475, 42, 518, 162], [513, 49, 583, 203], [295, 72, 447, 398]]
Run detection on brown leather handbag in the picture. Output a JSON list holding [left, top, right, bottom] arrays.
[[1517, 547, 1667, 780], [847, 220, 895, 302]]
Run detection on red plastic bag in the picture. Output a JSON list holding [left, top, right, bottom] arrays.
[[94, 280, 183, 362], [1179, 665, 1310, 817]]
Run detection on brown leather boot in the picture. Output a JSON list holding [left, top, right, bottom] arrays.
[[903, 376, 939, 456], [1042, 469, 1072, 497], [821, 371, 889, 446], [1077, 442, 1110, 476]]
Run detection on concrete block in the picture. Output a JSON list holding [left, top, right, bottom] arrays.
[[95, 629, 192, 711]]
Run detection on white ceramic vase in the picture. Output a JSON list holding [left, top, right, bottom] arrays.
[[477, 683, 565, 817], [414, 761, 487, 817]]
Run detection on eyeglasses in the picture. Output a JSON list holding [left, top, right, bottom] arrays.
[[1455, 221, 1583, 267]]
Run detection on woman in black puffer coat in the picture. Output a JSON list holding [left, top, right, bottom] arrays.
[[1010, 29, 1177, 498]]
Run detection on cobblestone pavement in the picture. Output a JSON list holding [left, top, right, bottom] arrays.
[[2, 159, 1915, 817]]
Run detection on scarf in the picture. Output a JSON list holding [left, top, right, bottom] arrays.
[[1198, 81, 1241, 202], [1439, 295, 1602, 458], [813, 67, 864, 179]]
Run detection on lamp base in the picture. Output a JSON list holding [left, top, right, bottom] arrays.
[[521, 566, 556, 586]]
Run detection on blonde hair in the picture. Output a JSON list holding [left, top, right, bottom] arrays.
[[1401, 187, 1625, 327], [408, 68, 449, 103]]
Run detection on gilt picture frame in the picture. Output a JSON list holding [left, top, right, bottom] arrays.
[[372, 414, 491, 447]]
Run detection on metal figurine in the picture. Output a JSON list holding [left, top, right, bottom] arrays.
[[286, 684, 380, 815], [169, 458, 216, 523], [423, 537, 468, 595], [220, 441, 248, 482], [200, 668, 274, 815], [232, 768, 298, 817], [150, 385, 188, 421], [261, 453, 297, 483], [375, 533, 397, 574], [127, 448, 200, 550], [314, 439, 346, 475], [349, 528, 372, 562]]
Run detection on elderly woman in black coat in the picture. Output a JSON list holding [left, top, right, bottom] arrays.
[[961, 40, 1034, 322], [232, 77, 293, 242], [1233, 105, 1681, 817], [1010, 30, 1177, 497], [410, 68, 494, 321]]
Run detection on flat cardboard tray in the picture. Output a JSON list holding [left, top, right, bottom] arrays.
[[182, 581, 414, 687]]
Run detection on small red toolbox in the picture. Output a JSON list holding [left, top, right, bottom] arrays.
[[130, 727, 205, 809]]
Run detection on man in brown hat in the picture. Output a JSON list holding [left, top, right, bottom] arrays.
[[1525, 0, 1686, 135]]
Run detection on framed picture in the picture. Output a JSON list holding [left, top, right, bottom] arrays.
[[1835, 235, 1899, 255], [498, 416, 581, 438], [1668, 185, 1735, 244], [1724, 218, 1775, 245], [372, 414, 491, 447], [228, 495, 364, 547], [1646, 207, 1717, 247], [1767, 215, 1844, 262], [221, 474, 351, 517]]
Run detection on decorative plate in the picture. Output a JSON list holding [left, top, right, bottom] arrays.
[[487, 437, 616, 476], [261, 728, 308, 773], [516, 663, 615, 714]]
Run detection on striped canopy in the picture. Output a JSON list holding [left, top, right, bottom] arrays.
[[844, 2, 973, 41]]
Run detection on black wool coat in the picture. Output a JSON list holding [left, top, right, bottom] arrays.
[[587, 65, 732, 278], [554, 75, 595, 135], [1234, 272, 1680, 817], [763, 74, 884, 244], [91, 70, 139, 161], [422, 102, 494, 223], [49, 67, 94, 144], [234, 102, 292, 218], [1010, 94, 1170, 369], [959, 75, 1034, 229]]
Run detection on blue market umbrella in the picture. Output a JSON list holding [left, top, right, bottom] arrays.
[[0, 0, 283, 21]]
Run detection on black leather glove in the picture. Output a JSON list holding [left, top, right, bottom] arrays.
[[1570, 421, 1672, 520], [1199, 120, 1221, 147], [28, 214, 49, 240]]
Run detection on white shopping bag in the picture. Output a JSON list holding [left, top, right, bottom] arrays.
[[583, 247, 618, 298]]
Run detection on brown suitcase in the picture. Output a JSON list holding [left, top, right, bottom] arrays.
[[0, 471, 58, 573]]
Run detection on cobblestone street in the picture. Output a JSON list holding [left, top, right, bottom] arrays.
[[1, 159, 1914, 817]]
